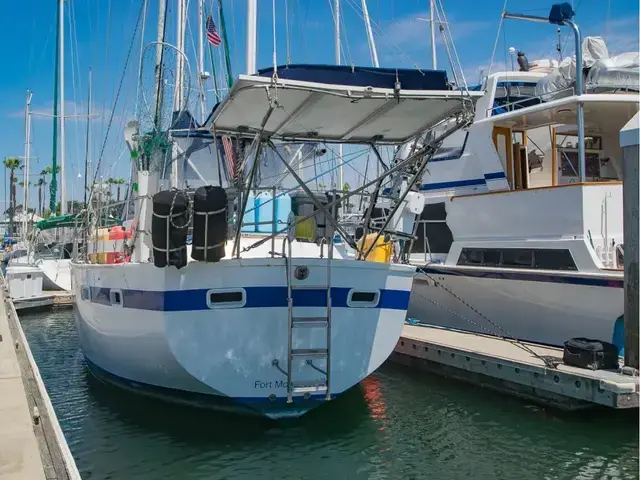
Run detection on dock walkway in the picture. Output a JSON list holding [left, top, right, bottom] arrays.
[[392, 324, 639, 410], [0, 288, 80, 479]]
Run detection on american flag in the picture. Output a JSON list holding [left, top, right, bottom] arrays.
[[206, 15, 222, 47], [221, 136, 235, 178]]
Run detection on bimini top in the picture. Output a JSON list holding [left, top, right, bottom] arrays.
[[257, 64, 451, 91], [207, 64, 483, 144]]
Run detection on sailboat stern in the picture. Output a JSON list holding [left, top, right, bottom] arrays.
[[72, 259, 415, 418]]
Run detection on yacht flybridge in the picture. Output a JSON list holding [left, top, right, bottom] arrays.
[[70, 29, 480, 418], [406, 4, 639, 347]]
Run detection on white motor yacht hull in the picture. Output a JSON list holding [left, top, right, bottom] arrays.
[[71, 258, 414, 418], [408, 266, 623, 347]]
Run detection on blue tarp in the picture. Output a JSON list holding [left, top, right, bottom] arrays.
[[256, 64, 451, 91]]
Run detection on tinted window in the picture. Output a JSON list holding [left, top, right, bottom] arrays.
[[483, 249, 501, 267], [210, 291, 243, 304], [458, 248, 576, 271], [458, 248, 483, 265], [351, 292, 377, 303], [412, 202, 453, 254], [502, 249, 533, 268], [534, 249, 577, 271]]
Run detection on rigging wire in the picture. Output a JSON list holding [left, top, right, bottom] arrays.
[[92, 1, 146, 187], [488, 0, 508, 78]]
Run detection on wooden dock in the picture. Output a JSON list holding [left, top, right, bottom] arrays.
[[13, 291, 73, 312], [391, 324, 639, 410], [0, 288, 80, 479]]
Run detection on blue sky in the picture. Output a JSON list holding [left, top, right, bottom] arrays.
[[0, 0, 637, 210]]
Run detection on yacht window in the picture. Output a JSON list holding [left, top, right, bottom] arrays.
[[411, 202, 454, 255], [109, 289, 123, 307], [458, 249, 483, 265], [483, 249, 501, 267], [207, 289, 246, 309], [502, 249, 534, 268], [457, 248, 577, 271], [534, 249, 577, 271], [347, 290, 380, 308]]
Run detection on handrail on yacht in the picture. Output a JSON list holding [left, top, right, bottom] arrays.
[[450, 181, 622, 201]]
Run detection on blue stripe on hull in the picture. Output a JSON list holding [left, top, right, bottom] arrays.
[[83, 356, 327, 418], [87, 286, 412, 311], [417, 266, 624, 288]]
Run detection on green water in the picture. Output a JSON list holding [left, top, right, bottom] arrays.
[[20, 310, 639, 480]]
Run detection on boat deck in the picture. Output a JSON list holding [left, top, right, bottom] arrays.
[[392, 324, 639, 410], [0, 288, 80, 479]]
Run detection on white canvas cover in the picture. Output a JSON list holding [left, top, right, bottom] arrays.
[[587, 52, 640, 92], [535, 36, 611, 101]]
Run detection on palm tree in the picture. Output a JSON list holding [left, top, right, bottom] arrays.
[[39, 169, 48, 212], [114, 178, 126, 202], [36, 178, 45, 215], [106, 178, 115, 200], [42, 165, 60, 214], [4, 157, 22, 233]]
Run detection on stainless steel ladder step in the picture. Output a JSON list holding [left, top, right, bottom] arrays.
[[291, 284, 330, 290], [292, 316, 329, 327], [291, 380, 328, 393], [291, 348, 328, 358]]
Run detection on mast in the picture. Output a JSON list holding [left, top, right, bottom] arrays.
[[23, 90, 32, 237], [361, 0, 379, 67], [153, 0, 168, 130], [50, 0, 60, 213], [84, 68, 92, 205], [246, 0, 257, 74], [197, 0, 206, 123], [172, 0, 186, 189], [335, 0, 343, 190], [60, 0, 66, 215], [430, 0, 437, 69]]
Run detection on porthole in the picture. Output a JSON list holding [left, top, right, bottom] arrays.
[[347, 289, 380, 308], [206, 288, 246, 309], [109, 289, 123, 307]]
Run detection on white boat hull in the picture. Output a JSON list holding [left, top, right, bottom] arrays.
[[71, 258, 414, 418], [38, 259, 71, 291], [8, 255, 71, 291], [408, 266, 623, 347]]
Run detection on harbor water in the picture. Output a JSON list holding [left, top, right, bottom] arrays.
[[21, 309, 639, 480]]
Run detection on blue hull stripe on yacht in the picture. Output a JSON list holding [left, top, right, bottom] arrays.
[[417, 266, 624, 288], [86, 286, 412, 311], [416, 171, 505, 192], [484, 171, 506, 180]]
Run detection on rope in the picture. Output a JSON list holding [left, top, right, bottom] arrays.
[[414, 267, 559, 369]]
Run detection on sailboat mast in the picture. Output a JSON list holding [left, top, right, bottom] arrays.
[[23, 90, 32, 237], [361, 0, 379, 67], [198, 0, 206, 123], [84, 68, 92, 205], [335, 0, 343, 190], [59, 0, 66, 215], [430, 0, 437, 69], [153, 0, 168, 131], [246, 0, 257, 74]]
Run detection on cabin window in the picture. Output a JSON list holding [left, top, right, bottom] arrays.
[[457, 248, 577, 271], [411, 202, 454, 255], [533, 249, 577, 271], [81, 287, 91, 301], [347, 289, 380, 308], [109, 289, 123, 307], [207, 289, 246, 309]]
